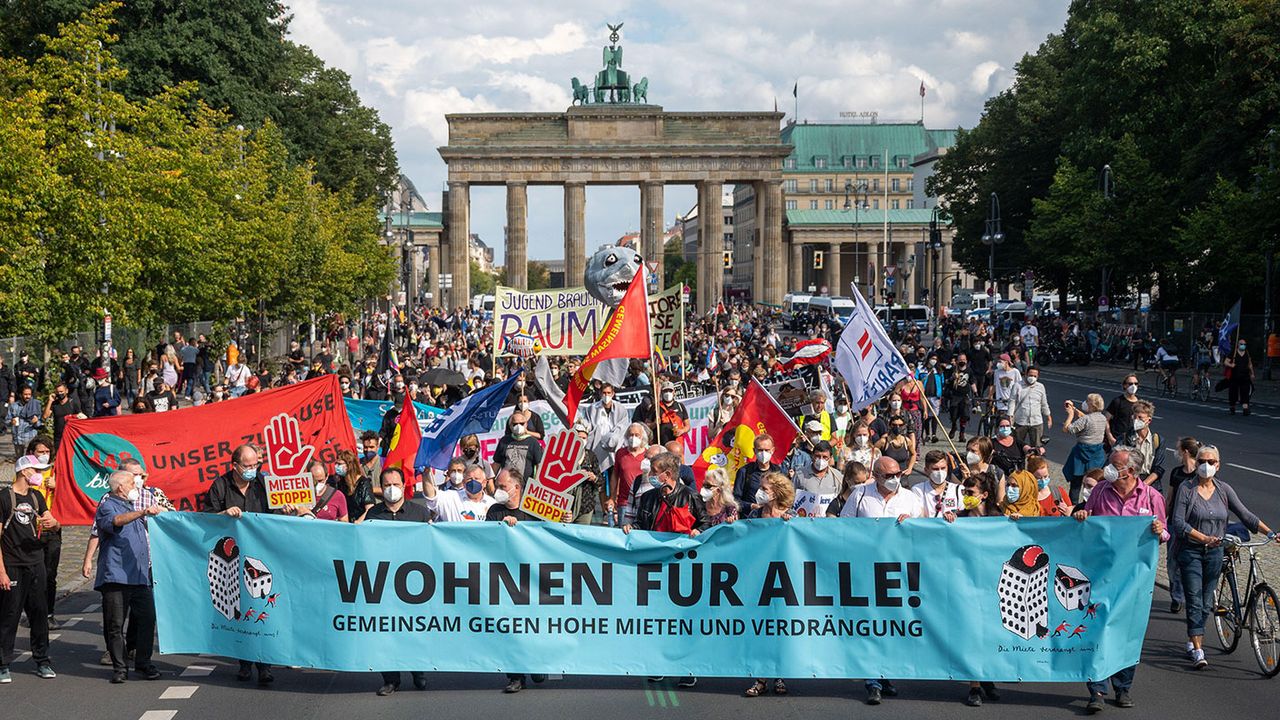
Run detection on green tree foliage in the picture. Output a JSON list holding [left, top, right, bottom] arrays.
[[470, 260, 497, 296], [662, 234, 691, 290], [0, 6, 394, 342], [527, 261, 551, 291], [0, 1, 397, 201], [930, 0, 1280, 310]]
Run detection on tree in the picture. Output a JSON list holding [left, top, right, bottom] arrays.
[[470, 260, 496, 296], [662, 234, 689, 289], [527, 261, 551, 291]]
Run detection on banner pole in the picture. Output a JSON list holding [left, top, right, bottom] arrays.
[[650, 350, 662, 448]]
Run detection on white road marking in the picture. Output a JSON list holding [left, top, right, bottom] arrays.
[[48, 633, 61, 641], [1043, 374, 1276, 415], [16, 651, 30, 662], [1228, 463, 1280, 479], [81, 603, 101, 612], [1196, 424, 1241, 436], [159, 686, 199, 700], [62, 617, 83, 628], [139, 712, 177, 720], [180, 664, 215, 677]]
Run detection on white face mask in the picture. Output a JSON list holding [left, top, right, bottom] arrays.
[[1196, 461, 1217, 479], [510, 423, 526, 437], [383, 485, 404, 504], [37, 453, 51, 465], [700, 486, 715, 502], [1133, 419, 1147, 431], [602, 394, 613, 405], [965, 451, 982, 466], [1079, 486, 1093, 502], [756, 449, 772, 465], [134, 473, 145, 489], [628, 435, 644, 449], [754, 488, 771, 505], [449, 471, 464, 486], [661, 391, 674, 402], [517, 401, 529, 412], [1102, 464, 1120, 482], [929, 469, 948, 486], [890, 401, 902, 411], [1026, 376, 1038, 385], [813, 458, 829, 471], [1125, 383, 1138, 395], [126, 488, 140, 503], [837, 405, 849, 414], [855, 435, 869, 448], [493, 489, 511, 505], [880, 475, 902, 493]]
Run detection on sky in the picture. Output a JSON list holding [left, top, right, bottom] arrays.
[[288, 0, 1070, 264]]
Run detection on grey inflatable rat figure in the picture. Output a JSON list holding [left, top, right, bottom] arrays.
[[584, 244, 643, 307]]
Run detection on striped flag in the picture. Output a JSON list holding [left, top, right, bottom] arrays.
[[780, 338, 832, 371], [834, 283, 909, 411]]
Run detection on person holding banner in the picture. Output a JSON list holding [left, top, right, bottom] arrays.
[[422, 465, 495, 522], [362, 467, 431, 695], [744, 471, 796, 698], [952, 471, 1003, 707], [332, 450, 375, 523], [483, 471, 550, 693], [734, 434, 782, 516], [307, 460, 348, 522], [698, 468, 738, 526], [606, 424, 650, 526]]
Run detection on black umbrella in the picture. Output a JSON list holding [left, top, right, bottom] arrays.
[[421, 367, 467, 387]]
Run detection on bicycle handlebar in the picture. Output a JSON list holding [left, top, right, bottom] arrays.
[[1223, 533, 1277, 549]]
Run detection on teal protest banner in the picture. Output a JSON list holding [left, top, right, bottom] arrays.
[[343, 397, 445, 437], [150, 513, 1157, 680]]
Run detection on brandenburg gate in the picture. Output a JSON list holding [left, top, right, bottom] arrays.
[[438, 24, 792, 312]]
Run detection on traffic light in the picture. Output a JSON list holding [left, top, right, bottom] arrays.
[[813, 250, 824, 270], [722, 251, 733, 269]]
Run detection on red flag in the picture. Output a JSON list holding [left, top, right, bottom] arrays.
[[564, 266, 652, 420], [382, 397, 422, 495], [780, 338, 832, 371], [691, 379, 799, 488], [919, 81, 927, 98]]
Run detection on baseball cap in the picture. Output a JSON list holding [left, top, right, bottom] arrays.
[[999, 353, 1012, 363], [15, 454, 51, 474]]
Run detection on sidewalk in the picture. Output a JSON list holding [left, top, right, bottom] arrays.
[[1039, 360, 1280, 409]]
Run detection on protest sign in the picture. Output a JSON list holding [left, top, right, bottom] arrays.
[[344, 398, 445, 438], [648, 284, 683, 356], [495, 286, 606, 357]]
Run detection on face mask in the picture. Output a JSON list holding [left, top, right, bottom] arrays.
[[648, 474, 663, 489], [465, 479, 484, 495], [756, 449, 772, 465], [361, 451, 376, 462], [965, 451, 981, 466], [449, 471, 465, 486], [37, 453, 51, 465], [661, 391, 674, 403], [510, 424, 526, 437], [929, 358, 937, 367], [1125, 383, 1138, 395], [27, 472, 43, 487], [855, 435, 869, 448], [383, 485, 404, 503], [1036, 476, 1050, 490], [462, 446, 479, 458], [1027, 376, 1038, 385], [974, 343, 983, 350], [602, 394, 614, 405], [126, 488, 140, 503], [1079, 486, 1093, 502], [1102, 464, 1120, 483], [134, 474, 145, 489], [1196, 462, 1217, 479], [929, 469, 948, 486], [1238, 343, 1246, 351], [962, 494, 980, 510], [997, 427, 1012, 437], [395, 381, 406, 390], [754, 488, 771, 505], [628, 435, 644, 449], [518, 401, 529, 412], [837, 405, 848, 414], [813, 458, 829, 471], [881, 475, 902, 493], [493, 489, 511, 505], [240, 467, 257, 481], [1005, 485, 1022, 502], [314, 478, 327, 492], [1133, 419, 1147, 431], [958, 363, 967, 369], [700, 486, 715, 502], [890, 401, 902, 411]]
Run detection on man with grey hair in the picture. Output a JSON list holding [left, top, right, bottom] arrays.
[[95, 470, 164, 682], [622, 452, 708, 537], [605, 422, 650, 526]]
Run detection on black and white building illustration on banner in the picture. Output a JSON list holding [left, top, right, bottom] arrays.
[[1054, 564, 1091, 611], [244, 557, 273, 599], [998, 544, 1050, 640], [207, 536, 242, 621]]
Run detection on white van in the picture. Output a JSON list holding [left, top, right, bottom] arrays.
[[876, 304, 932, 332], [782, 293, 813, 329], [810, 296, 857, 324]]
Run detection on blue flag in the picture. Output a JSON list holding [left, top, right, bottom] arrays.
[[415, 369, 522, 471], [1217, 299, 1241, 356]]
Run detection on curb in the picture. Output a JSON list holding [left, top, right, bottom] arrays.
[[1038, 367, 1280, 411]]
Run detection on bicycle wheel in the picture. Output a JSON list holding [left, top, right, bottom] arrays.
[[1213, 561, 1242, 653], [1248, 583, 1280, 677]]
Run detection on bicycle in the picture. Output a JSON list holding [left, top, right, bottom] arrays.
[[1211, 533, 1280, 677], [1191, 366, 1213, 402]]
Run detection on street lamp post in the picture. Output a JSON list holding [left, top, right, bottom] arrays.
[[844, 178, 869, 298], [928, 206, 944, 335], [1100, 164, 1114, 320], [980, 192, 1004, 304]]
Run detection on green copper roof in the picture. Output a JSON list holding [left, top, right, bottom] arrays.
[[785, 208, 949, 226], [378, 211, 443, 229], [780, 122, 956, 172]]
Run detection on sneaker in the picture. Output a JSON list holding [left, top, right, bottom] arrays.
[[1192, 649, 1208, 670], [412, 675, 428, 691], [965, 688, 983, 707], [503, 678, 524, 694], [1086, 693, 1105, 713], [1185, 641, 1195, 660], [257, 669, 274, 686], [531, 674, 547, 683], [1115, 690, 1134, 708], [110, 671, 127, 684], [99, 651, 113, 667], [35, 664, 56, 679], [1170, 601, 1182, 613], [981, 682, 1000, 701], [376, 683, 398, 697], [677, 677, 697, 688], [138, 666, 162, 681], [0, 668, 11, 684], [866, 687, 882, 705], [46, 616, 59, 630], [236, 667, 253, 681], [881, 681, 899, 697]]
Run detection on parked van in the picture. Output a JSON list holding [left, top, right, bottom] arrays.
[[810, 296, 857, 324], [782, 293, 814, 329], [875, 304, 932, 332]]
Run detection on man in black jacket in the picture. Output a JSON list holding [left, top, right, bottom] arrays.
[[622, 452, 708, 536]]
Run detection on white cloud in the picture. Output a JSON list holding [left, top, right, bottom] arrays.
[[402, 87, 499, 147], [969, 61, 1003, 94], [946, 29, 989, 54]]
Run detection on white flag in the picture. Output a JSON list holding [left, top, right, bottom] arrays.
[[833, 283, 909, 412]]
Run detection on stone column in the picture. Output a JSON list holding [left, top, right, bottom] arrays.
[[446, 181, 470, 308], [427, 242, 441, 305], [563, 183, 586, 288], [790, 242, 803, 293], [505, 181, 528, 290], [698, 181, 724, 313], [828, 241, 842, 296], [640, 181, 664, 284], [753, 229, 764, 304], [762, 181, 784, 305], [941, 234, 955, 305]]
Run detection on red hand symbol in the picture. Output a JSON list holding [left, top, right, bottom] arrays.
[[537, 431, 589, 493], [264, 413, 315, 477]]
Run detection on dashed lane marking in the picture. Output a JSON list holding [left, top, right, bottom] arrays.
[[48, 633, 61, 641], [1228, 462, 1280, 479], [81, 603, 101, 613], [139, 712, 177, 720], [159, 686, 199, 700], [1196, 424, 1241, 436], [61, 617, 83, 628], [180, 665, 215, 677]]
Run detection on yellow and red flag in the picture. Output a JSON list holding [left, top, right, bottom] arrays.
[[382, 398, 421, 495], [564, 266, 652, 420], [691, 378, 798, 488]]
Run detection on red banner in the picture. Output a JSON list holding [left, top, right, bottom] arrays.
[[53, 375, 357, 524]]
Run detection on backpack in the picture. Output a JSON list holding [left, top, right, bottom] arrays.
[[654, 501, 696, 534]]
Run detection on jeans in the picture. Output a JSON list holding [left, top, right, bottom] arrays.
[[1086, 664, 1135, 696], [101, 583, 156, 672], [1177, 543, 1224, 636], [0, 563, 50, 668], [865, 678, 896, 690], [43, 532, 61, 615], [381, 670, 426, 687], [1166, 536, 1185, 604]]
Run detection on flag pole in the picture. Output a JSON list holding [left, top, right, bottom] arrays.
[[650, 349, 662, 448]]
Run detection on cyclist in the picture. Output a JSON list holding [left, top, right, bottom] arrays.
[[1190, 339, 1213, 397], [1169, 445, 1277, 670], [1153, 338, 1181, 393]]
